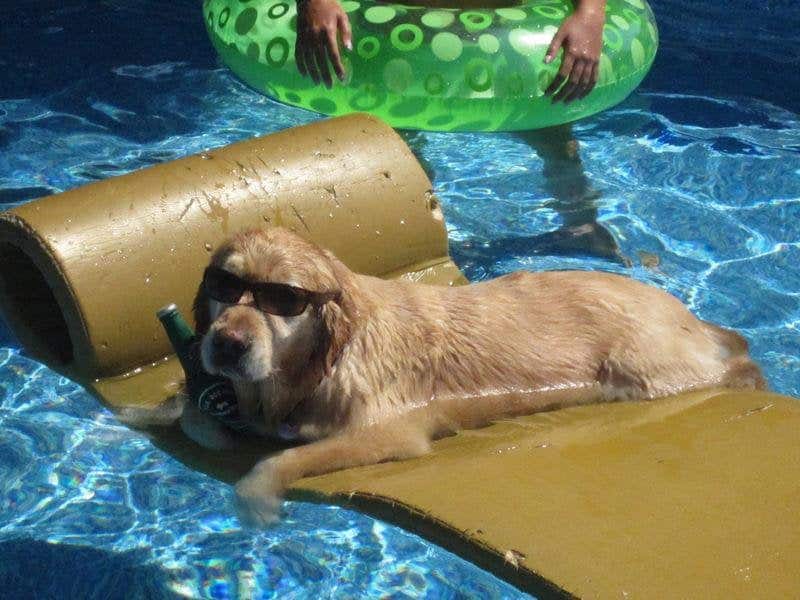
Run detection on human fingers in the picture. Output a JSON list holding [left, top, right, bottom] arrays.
[[544, 27, 567, 65], [576, 62, 598, 100], [338, 13, 353, 52], [553, 60, 585, 103], [313, 32, 333, 88], [544, 72, 565, 97], [302, 39, 322, 84], [564, 61, 593, 103], [295, 36, 308, 78], [545, 50, 575, 97], [325, 28, 346, 82], [581, 62, 600, 98]]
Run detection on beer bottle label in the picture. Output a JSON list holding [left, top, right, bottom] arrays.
[[197, 381, 237, 417], [157, 305, 250, 433], [195, 381, 249, 432]]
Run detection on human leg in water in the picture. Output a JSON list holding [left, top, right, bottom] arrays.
[[401, 125, 629, 266], [502, 123, 629, 264]]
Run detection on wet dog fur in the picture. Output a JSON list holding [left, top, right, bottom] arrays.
[[186, 227, 764, 525]]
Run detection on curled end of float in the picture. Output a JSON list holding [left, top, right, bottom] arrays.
[[0, 217, 80, 369], [0, 114, 465, 408]]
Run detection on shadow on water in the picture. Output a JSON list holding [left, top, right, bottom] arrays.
[[449, 222, 628, 275], [0, 538, 181, 600], [401, 125, 631, 271]]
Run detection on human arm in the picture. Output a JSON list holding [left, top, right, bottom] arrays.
[[544, 0, 606, 103], [295, 0, 353, 88]]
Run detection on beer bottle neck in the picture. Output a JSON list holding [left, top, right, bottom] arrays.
[[158, 308, 196, 357]]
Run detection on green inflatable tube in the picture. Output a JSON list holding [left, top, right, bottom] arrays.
[[203, 0, 658, 131]]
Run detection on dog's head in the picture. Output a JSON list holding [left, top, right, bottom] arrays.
[[193, 227, 352, 386]]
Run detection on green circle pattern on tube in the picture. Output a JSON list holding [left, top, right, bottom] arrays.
[[203, 0, 658, 131]]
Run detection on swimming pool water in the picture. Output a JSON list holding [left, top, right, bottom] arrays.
[[2, 0, 799, 597], [0, 350, 524, 598]]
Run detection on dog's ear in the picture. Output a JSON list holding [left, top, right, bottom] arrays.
[[304, 248, 354, 377], [192, 279, 212, 336], [316, 297, 352, 376]]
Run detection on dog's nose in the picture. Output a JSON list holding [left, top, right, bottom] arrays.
[[211, 329, 251, 366]]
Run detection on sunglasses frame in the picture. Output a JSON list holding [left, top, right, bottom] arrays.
[[202, 266, 337, 317]]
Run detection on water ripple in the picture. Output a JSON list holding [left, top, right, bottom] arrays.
[[0, 353, 526, 598]]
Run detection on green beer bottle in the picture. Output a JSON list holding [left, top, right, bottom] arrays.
[[156, 303, 247, 431]]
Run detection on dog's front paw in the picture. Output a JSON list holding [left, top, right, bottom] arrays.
[[234, 459, 284, 527]]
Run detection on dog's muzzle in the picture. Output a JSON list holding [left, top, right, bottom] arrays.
[[209, 328, 252, 368]]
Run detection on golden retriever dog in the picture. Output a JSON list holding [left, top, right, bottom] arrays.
[[187, 227, 764, 525]]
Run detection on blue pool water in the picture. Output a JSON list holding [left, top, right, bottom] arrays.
[[2, 0, 799, 597]]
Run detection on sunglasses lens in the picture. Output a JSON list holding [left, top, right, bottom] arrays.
[[205, 268, 314, 316], [204, 268, 244, 303], [255, 285, 310, 317]]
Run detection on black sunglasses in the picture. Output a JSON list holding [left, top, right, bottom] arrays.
[[203, 266, 335, 317]]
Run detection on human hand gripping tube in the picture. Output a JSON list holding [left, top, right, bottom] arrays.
[[156, 304, 248, 431]]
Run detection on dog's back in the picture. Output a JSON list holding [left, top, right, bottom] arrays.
[[392, 269, 766, 405]]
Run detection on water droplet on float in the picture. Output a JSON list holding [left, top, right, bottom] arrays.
[[400, 219, 405, 225]]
